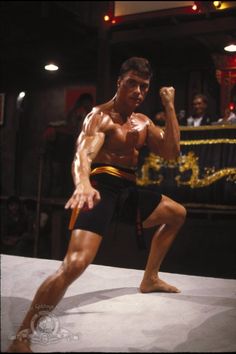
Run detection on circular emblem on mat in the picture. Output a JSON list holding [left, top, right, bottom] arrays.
[[31, 310, 59, 336]]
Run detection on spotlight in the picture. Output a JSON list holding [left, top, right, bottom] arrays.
[[192, 3, 198, 11]]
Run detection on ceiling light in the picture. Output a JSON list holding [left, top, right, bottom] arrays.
[[44, 64, 59, 71], [18, 92, 25, 99], [16, 91, 26, 109], [224, 44, 236, 52], [213, 1, 222, 9], [104, 15, 110, 22]]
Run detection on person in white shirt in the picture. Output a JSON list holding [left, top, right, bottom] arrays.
[[186, 94, 211, 126], [216, 107, 236, 125]]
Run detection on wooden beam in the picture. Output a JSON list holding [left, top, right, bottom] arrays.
[[111, 16, 236, 44]]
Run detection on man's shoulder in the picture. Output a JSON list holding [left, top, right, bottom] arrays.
[[85, 106, 110, 122], [201, 115, 212, 125], [86, 101, 114, 122], [93, 98, 114, 114], [135, 112, 151, 124], [81, 106, 112, 134]]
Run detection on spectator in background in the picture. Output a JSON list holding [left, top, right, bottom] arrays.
[[215, 107, 236, 125], [42, 93, 94, 197], [14, 199, 36, 257], [153, 111, 166, 127], [154, 109, 187, 126], [67, 93, 94, 137], [43, 93, 94, 143], [15, 199, 51, 258], [177, 109, 186, 125], [1, 196, 27, 255], [185, 94, 212, 126]]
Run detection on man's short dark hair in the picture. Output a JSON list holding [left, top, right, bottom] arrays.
[[193, 94, 208, 105], [119, 57, 153, 80]]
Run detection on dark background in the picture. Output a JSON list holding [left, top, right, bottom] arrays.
[[1, 1, 236, 279]]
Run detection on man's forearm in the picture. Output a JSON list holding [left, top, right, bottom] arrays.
[[72, 149, 92, 188], [71, 130, 105, 188], [163, 104, 180, 159]]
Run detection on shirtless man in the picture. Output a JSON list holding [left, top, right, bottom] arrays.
[[7, 57, 186, 352]]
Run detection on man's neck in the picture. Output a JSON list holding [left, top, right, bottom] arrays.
[[113, 96, 133, 121]]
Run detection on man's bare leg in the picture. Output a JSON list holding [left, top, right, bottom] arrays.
[[7, 229, 102, 352], [140, 195, 186, 293]]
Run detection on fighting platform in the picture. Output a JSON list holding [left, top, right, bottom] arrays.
[[1, 254, 236, 352]]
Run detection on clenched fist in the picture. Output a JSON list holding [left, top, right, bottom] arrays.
[[159, 86, 175, 107]]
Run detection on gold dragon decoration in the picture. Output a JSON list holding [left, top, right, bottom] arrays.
[[137, 151, 236, 188]]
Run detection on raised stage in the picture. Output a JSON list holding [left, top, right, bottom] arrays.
[[1, 254, 236, 352]]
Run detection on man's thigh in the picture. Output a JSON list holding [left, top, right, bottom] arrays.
[[138, 186, 162, 222], [72, 187, 118, 236], [142, 194, 182, 228]]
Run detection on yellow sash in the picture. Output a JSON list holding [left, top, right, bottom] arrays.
[[90, 165, 136, 182]]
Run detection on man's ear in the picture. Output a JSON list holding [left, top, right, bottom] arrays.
[[117, 78, 121, 87]]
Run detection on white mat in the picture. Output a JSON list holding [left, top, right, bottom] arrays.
[[1, 254, 236, 352]]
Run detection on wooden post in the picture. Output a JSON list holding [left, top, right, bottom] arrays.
[[33, 149, 45, 257], [96, 19, 111, 104]]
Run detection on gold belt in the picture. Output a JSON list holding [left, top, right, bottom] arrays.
[[90, 165, 136, 182], [68, 165, 136, 230]]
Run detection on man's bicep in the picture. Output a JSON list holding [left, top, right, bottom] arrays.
[[77, 112, 106, 155], [79, 132, 105, 160], [146, 121, 165, 152], [74, 113, 108, 160]]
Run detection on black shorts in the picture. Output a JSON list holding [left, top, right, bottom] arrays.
[[72, 165, 162, 237]]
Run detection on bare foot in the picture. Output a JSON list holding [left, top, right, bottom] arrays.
[[139, 277, 180, 293], [7, 339, 32, 353]]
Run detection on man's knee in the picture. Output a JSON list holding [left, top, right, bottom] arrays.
[[62, 254, 90, 283], [163, 199, 186, 226], [143, 197, 186, 229], [175, 203, 187, 225]]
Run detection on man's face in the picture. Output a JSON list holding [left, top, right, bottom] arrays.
[[117, 70, 150, 108], [192, 97, 207, 117]]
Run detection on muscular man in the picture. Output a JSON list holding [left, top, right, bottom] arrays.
[[8, 57, 186, 352]]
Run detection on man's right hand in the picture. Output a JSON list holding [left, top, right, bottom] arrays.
[[65, 183, 101, 210]]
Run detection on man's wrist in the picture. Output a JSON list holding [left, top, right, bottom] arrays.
[[75, 179, 91, 188], [164, 103, 175, 112]]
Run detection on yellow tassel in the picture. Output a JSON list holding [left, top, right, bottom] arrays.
[[68, 207, 80, 230]]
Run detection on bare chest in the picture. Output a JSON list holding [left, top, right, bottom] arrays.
[[103, 117, 147, 152]]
